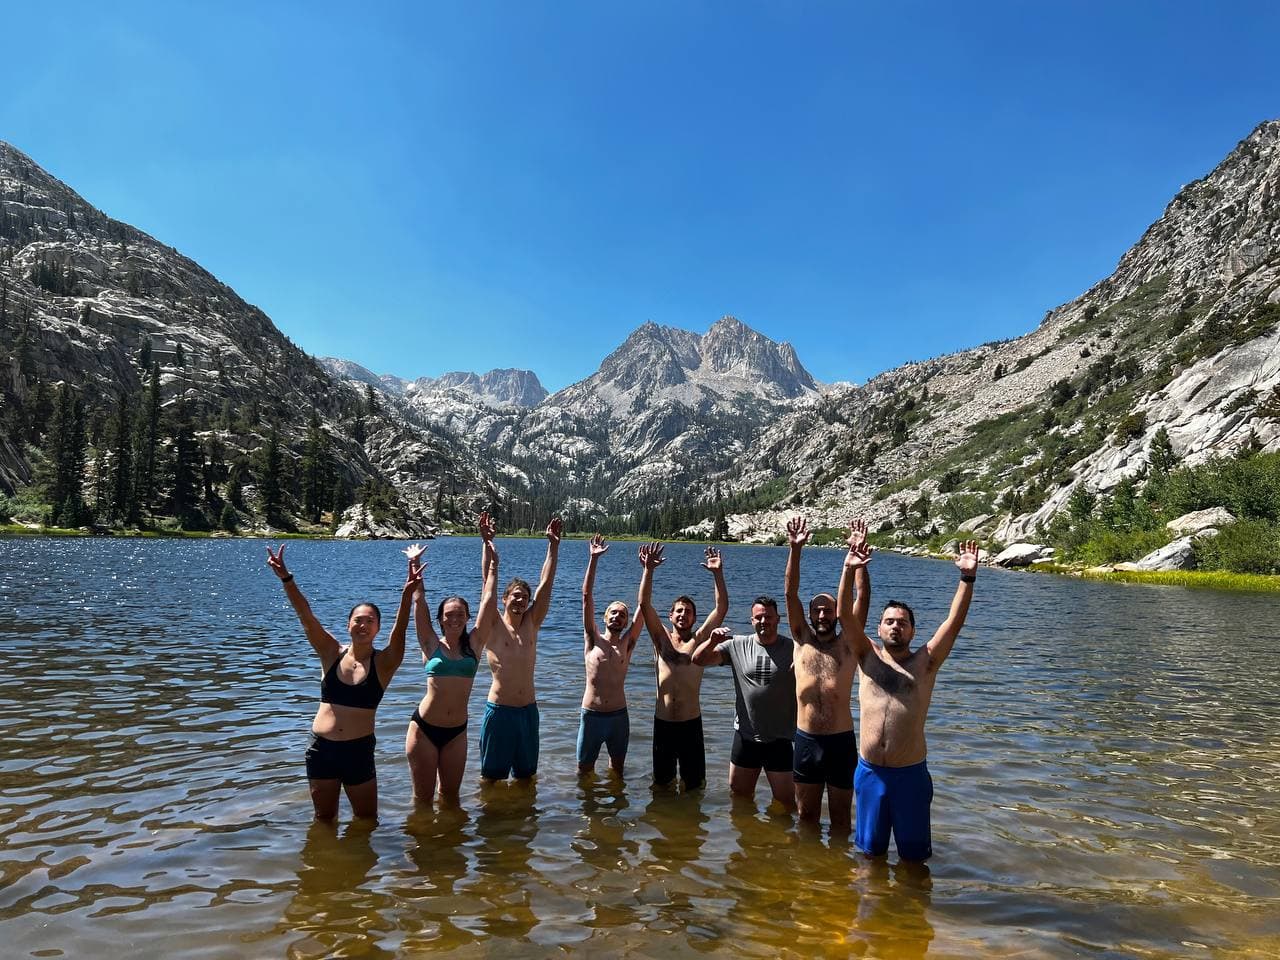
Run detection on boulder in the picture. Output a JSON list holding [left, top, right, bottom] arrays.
[[994, 543, 1050, 567], [1166, 507, 1236, 535], [958, 513, 995, 534], [1134, 536, 1197, 571]]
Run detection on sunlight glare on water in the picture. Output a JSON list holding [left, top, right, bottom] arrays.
[[1, 536, 1278, 958]]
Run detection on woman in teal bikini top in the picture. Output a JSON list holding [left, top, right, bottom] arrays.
[[403, 518, 499, 808]]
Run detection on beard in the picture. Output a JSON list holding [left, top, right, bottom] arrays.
[[811, 620, 835, 638]]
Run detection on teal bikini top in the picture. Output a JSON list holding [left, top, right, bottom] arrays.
[[425, 646, 478, 680]]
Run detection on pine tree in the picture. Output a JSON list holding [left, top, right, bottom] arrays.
[[109, 391, 133, 523], [133, 361, 162, 522], [43, 383, 88, 526], [258, 425, 284, 526], [301, 409, 329, 523], [1148, 427, 1176, 475], [169, 398, 201, 526]]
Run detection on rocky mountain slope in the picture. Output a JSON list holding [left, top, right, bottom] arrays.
[[4, 118, 1277, 543], [0, 141, 503, 531], [719, 119, 1280, 543]]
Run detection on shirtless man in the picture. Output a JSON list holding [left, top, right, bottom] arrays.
[[577, 534, 656, 777], [842, 537, 980, 862], [638, 543, 728, 791], [477, 515, 562, 781], [784, 516, 870, 832], [693, 597, 797, 811]]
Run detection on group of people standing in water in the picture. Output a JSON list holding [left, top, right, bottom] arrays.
[[266, 514, 980, 862]]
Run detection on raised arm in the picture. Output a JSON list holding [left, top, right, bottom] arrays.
[[837, 521, 875, 659], [783, 516, 813, 643], [625, 544, 657, 652], [472, 514, 500, 651], [582, 533, 607, 653], [382, 555, 422, 678], [924, 540, 979, 668], [692, 626, 731, 666], [529, 516, 562, 628], [266, 544, 341, 665], [694, 546, 729, 640], [404, 543, 438, 662], [637, 542, 669, 651]]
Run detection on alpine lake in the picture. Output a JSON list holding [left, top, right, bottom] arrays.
[[1, 536, 1277, 959]]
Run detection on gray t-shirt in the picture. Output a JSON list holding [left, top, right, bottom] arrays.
[[717, 634, 797, 743]]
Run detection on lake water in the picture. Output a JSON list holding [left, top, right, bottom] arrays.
[[1, 536, 1277, 958]]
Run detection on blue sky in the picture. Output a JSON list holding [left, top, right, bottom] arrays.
[[3, 2, 1279, 391]]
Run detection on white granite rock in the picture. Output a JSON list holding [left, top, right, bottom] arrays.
[[1166, 507, 1236, 535]]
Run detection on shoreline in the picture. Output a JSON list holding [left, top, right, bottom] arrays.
[[7, 523, 1275, 591]]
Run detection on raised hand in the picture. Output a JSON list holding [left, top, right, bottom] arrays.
[[956, 540, 980, 577], [702, 546, 723, 573], [545, 516, 563, 545], [402, 542, 427, 565], [847, 519, 868, 552], [589, 533, 609, 558], [404, 555, 424, 593], [266, 543, 290, 580], [639, 542, 665, 569], [709, 626, 732, 645], [786, 516, 810, 548], [478, 511, 496, 542]]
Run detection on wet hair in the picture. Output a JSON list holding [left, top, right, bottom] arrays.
[[436, 595, 474, 658], [504, 577, 532, 601], [882, 600, 916, 627], [752, 596, 778, 614], [348, 602, 382, 624], [671, 595, 697, 617]]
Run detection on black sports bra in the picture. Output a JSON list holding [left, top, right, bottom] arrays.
[[320, 649, 384, 710]]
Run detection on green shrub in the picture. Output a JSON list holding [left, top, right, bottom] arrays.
[[1077, 527, 1169, 566], [1194, 520, 1280, 574]]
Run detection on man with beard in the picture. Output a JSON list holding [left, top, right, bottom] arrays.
[[576, 535, 656, 778], [638, 543, 729, 791], [843, 539, 980, 861], [693, 596, 797, 811], [478, 516, 562, 782], [784, 516, 870, 832]]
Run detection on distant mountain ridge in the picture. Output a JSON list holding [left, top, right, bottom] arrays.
[[3, 120, 1279, 544]]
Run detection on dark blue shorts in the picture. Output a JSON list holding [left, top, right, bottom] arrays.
[[854, 757, 933, 861], [479, 701, 539, 780], [577, 707, 630, 766]]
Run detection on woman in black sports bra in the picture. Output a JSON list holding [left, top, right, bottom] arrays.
[[402, 512, 500, 807], [267, 543, 418, 821]]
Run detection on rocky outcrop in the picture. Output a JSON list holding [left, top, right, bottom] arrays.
[[994, 543, 1055, 567], [1166, 507, 1236, 535]]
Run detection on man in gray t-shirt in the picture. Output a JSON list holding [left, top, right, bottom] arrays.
[[693, 596, 797, 811]]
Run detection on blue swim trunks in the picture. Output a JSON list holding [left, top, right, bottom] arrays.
[[576, 706, 630, 767], [479, 701, 540, 780], [854, 757, 934, 861]]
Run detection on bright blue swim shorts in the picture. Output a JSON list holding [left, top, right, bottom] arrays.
[[854, 757, 934, 861]]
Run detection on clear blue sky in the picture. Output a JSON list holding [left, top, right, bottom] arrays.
[[4, 2, 1279, 391]]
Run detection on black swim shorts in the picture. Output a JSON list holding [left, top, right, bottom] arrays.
[[305, 732, 376, 786], [731, 730, 794, 773], [792, 728, 856, 790]]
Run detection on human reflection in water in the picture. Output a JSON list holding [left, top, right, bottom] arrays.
[[721, 803, 813, 950], [279, 819, 395, 960], [573, 776, 640, 933], [469, 779, 540, 941], [401, 805, 477, 951], [849, 858, 935, 959]]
